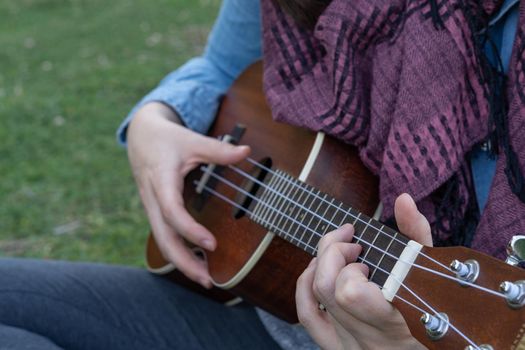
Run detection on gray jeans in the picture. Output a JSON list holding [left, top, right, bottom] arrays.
[[0, 258, 281, 350]]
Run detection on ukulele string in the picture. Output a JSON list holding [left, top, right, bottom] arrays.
[[196, 173, 506, 300], [229, 163, 410, 257], [227, 164, 504, 298], [373, 271, 480, 348], [197, 181, 482, 349], [244, 157, 451, 274]]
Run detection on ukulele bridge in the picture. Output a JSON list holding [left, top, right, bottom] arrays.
[[195, 124, 246, 195]]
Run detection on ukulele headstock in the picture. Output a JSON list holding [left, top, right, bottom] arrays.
[[395, 242, 525, 349]]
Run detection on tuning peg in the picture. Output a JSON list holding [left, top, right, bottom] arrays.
[[506, 235, 525, 266], [500, 280, 525, 308], [449, 259, 479, 284], [420, 312, 449, 340], [464, 345, 493, 350]]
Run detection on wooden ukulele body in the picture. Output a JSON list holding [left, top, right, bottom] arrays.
[[145, 62, 379, 323]]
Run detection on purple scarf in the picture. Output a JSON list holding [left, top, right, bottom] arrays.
[[261, 0, 525, 259]]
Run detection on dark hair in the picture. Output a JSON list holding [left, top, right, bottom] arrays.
[[272, 0, 331, 30]]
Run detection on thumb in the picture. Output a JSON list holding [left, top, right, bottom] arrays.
[[394, 193, 433, 247], [194, 134, 251, 165]]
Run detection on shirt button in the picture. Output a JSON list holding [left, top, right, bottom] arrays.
[[480, 140, 491, 152]]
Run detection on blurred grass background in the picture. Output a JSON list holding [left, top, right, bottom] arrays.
[[0, 0, 220, 265]]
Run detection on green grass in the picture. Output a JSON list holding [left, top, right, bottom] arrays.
[[0, 0, 220, 265]]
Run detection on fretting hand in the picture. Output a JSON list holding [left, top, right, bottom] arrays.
[[296, 193, 432, 349], [127, 102, 250, 288]]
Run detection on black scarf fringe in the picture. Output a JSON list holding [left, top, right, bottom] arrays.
[[434, 168, 480, 247], [464, 1, 525, 203], [429, 0, 446, 30]]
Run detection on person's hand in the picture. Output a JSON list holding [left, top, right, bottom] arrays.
[[127, 102, 250, 288], [296, 193, 432, 349]]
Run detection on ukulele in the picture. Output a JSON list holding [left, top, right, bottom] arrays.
[[145, 62, 525, 349]]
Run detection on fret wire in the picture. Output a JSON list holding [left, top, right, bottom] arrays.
[[250, 171, 266, 216], [290, 180, 318, 253], [370, 230, 398, 282], [252, 172, 277, 219], [306, 194, 334, 250], [361, 220, 381, 262], [264, 173, 287, 225], [358, 218, 374, 260], [352, 211, 362, 226], [313, 201, 347, 255], [337, 201, 350, 226], [284, 174, 300, 218], [250, 178, 262, 218], [352, 212, 373, 266], [298, 191, 328, 253], [321, 200, 343, 238], [322, 200, 341, 234], [261, 176, 314, 249], [351, 212, 366, 263], [362, 223, 383, 280], [285, 177, 311, 250], [279, 175, 301, 237], [258, 173, 283, 225], [266, 171, 294, 234], [274, 173, 303, 246]]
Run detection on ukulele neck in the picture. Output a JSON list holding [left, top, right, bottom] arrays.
[[249, 168, 411, 288]]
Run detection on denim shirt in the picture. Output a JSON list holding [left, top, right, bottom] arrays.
[[116, 0, 261, 145]]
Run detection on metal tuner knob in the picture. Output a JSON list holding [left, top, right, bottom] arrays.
[[420, 312, 449, 340], [464, 345, 493, 350], [500, 280, 525, 308], [506, 235, 525, 266], [450, 259, 479, 284]]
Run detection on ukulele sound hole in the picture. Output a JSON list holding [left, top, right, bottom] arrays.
[[233, 157, 272, 219]]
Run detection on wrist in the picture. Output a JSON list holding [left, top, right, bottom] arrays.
[[134, 102, 183, 126], [127, 102, 185, 147]]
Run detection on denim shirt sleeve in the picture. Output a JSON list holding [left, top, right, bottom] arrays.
[[116, 0, 261, 146]]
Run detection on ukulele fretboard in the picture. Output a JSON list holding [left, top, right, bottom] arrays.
[[250, 169, 409, 287]]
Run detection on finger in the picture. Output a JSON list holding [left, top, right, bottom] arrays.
[[192, 134, 250, 166], [394, 193, 433, 246], [317, 224, 354, 255], [155, 222, 212, 288], [313, 241, 362, 308], [140, 183, 212, 288], [296, 258, 341, 350], [334, 263, 398, 330], [152, 169, 216, 251]]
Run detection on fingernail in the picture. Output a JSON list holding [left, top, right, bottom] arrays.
[[342, 223, 354, 232], [201, 239, 215, 251]]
